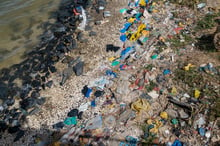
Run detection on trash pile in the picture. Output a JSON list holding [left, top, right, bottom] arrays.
[[40, 0, 220, 145], [30, 0, 220, 145], [1, 0, 219, 145]]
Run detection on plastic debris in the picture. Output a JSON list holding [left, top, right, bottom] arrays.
[[184, 63, 195, 71], [86, 115, 102, 130], [103, 115, 116, 128], [111, 60, 120, 66], [77, 6, 87, 31], [106, 69, 117, 78], [172, 139, 182, 146], [160, 112, 168, 119], [78, 102, 90, 112], [197, 3, 206, 9], [125, 136, 138, 146], [64, 117, 77, 125], [131, 98, 150, 113], [151, 54, 158, 59], [89, 76, 110, 90], [120, 46, 135, 60], [171, 87, 177, 95], [148, 90, 159, 99], [194, 89, 201, 98], [85, 87, 93, 98], [198, 127, 206, 136], [205, 130, 211, 138], [163, 69, 171, 75], [171, 119, 178, 125], [91, 100, 96, 107]]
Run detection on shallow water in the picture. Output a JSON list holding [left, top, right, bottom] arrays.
[[0, 0, 61, 69]]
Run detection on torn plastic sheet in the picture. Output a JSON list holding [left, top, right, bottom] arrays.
[[77, 6, 87, 31]]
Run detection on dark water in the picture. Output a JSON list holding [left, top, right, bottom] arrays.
[[0, 0, 61, 69]]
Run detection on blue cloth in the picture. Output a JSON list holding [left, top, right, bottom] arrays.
[[120, 47, 134, 60], [119, 64, 126, 70], [172, 139, 182, 146], [135, 13, 142, 21], [135, 0, 140, 7], [120, 34, 127, 42], [126, 136, 138, 146], [163, 69, 171, 75], [91, 100, 96, 107], [199, 128, 205, 136], [85, 88, 92, 98], [120, 23, 132, 33], [106, 70, 117, 78]]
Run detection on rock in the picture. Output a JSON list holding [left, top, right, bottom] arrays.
[[49, 66, 57, 73], [0, 85, 8, 100], [71, 39, 77, 49], [46, 80, 53, 88], [89, 31, 97, 36], [31, 91, 40, 98], [67, 109, 79, 117], [53, 122, 65, 130], [78, 111, 83, 120], [56, 43, 68, 53], [4, 98, 15, 106], [8, 126, 20, 134], [20, 98, 36, 110], [60, 67, 73, 86], [77, 32, 83, 41], [14, 130, 25, 142], [36, 97, 46, 105], [94, 90, 105, 97], [10, 119, 20, 127], [31, 80, 41, 88], [73, 61, 84, 76], [0, 121, 8, 132], [28, 107, 40, 115]]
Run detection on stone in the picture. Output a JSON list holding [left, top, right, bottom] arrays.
[[60, 67, 74, 86], [31, 91, 40, 98], [78, 111, 83, 120], [0, 85, 8, 100], [53, 122, 65, 130], [20, 98, 37, 110], [36, 97, 46, 105], [0, 121, 8, 132], [73, 61, 84, 76], [8, 126, 20, 134], [89, 31, 97, 36], [49, 66, 57, 73], [46, 80, 53, 88], [4, 98, 15, 106], [14, 130, 25, 142], [67, 109, 79, 117]]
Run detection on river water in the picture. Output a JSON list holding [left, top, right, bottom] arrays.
[[0, 0, 61, 69]]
